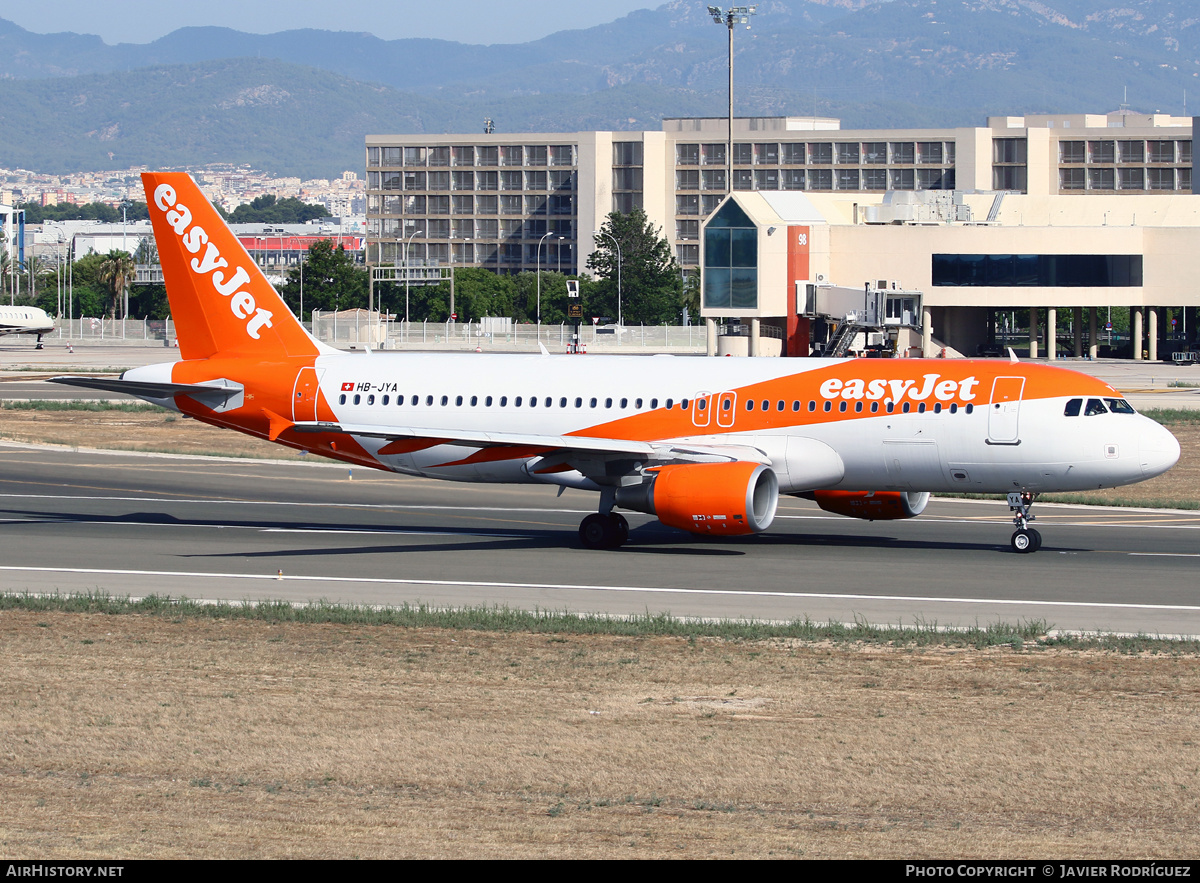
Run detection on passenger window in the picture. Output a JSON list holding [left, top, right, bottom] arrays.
[[635, 398, 643, 409], [839, 401, 847, 412], [605, 398, 613, 408], [339, 394, 346, 405], [823, 401, 832, 412], [1085, 398, 1107, 416], [808, 401, 816, 412], [621, 398, 628, 409], [949, 403, 957, 414], [855, 401, 863, 413], [412, 395, 420, 406], [697, 399, 706, 411], [590, 398, 597, 408], [651, 398, 659, 409], [933, 403, 941, 414], [485, 396, 493, 406], [918, 402, 925, 413], [471, 396, 478, 406], [746, 400, 755, 411], [515, 396, 523, 407], [870, 402, 879, 413], [500, 396, 508, 406], [665, 398, 673, 409], [529, 397, 536, 407], [792, 401, 800, 411], [681, 399, 689, 409], [366, 395, 375, 405], [574, 397, 582, 408], [353, 394, 361, 405], [455, 396, 463, 406], [1064, 398, 1082, 417], [965, 404, 974, 414], [441, 395, 448, 406], [382, 395, 389, 405], [776, 400, 784, 412], [902, 402, 911, 413], [560, 397, 567, 408]]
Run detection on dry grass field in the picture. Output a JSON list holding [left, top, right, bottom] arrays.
[[1, 610, 1198, 859]]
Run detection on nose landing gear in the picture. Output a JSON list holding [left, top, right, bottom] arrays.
[[1008, 491, 1041, 553]]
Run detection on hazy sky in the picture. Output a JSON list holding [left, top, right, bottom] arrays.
[[0, 0, 658, 45]]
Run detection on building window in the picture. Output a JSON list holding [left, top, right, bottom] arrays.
[[477, 146, 499, 166], [993, 166, 1027, 191], [782, 143, 805, 164], [677, 195, 700, 215], [732, 169, 753, 190], [677, 170, 700, 190], [916, 168, 946, 190], [732, 143, 753, 165], [550, 170, 575, 190], [1060, 141, 1085, 163], [836, 169, 859, 190], [550, 145, 574, 166], [782, 169, 806, 190], [1118, 168, 1143, 190], [1088, 168, 1115, 190], [429, 146, 450, 167], [890, 142, 915, 164], [501, 145, 524, 166], [1148, 141, 1176, 163], [1118, 140, 1143, 163], [1060, 168, 1085, 190], [836, 143, 859, 164], [863, 168, 887, 190], [525, 170, 547, 190], [702, 143, 726, 166], [808, 143, 833, 164], [478, 171, 498, 191], [754, 169, 778, 190], [862, 142, 886, 164], [702, 169, 726, 191], [993, 138, 1026, 164], [613, 142, 643, 165], [501, 171, 522, 191], [917, 142, 943, 164], [1180, 141, 1193, 163], [428, 195, 450, 214], [703, 199, 757, 311], [677, 144, 700, 165], [614, 168, 643, 191], [613, 193, 642, 213], [453, 195, 474, 214], [889, 169, 914, 190], [702, 195, 723, 216], [452, 146, 475, 166], [809, 169, 833, 190], [403, 147, 426, 166], [476, 195, 498, 214], [526, 145, 548, 166], [452, 171, 474, 191], [1088, 141, 1115, 163], [403, 171, 426, 190], [1147, 168, 1175, 190], [677, 244, 699, 265], [427, 171, 450, 191], [755, 143, 778, 164], [500, 195, 522, 214], [932, 254, 1143, 287], [677, 220, 699, 240]]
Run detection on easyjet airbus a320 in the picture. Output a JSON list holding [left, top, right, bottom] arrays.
[[55, 173, 1180, 553]]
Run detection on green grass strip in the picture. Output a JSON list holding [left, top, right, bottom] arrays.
[[1141, 407, 1200, 425], [1, 591, 1195, 654], [1, 400, 165, 412]]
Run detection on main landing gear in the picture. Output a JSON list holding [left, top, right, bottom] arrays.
[[1008, 491, 1041, 553], [579, 512, 629, 550]]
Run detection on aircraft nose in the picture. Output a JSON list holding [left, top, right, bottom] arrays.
[[1140, 423, 1181, 479]]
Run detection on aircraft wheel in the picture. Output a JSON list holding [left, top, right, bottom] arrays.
[[1029, 528, 1042, 552], [579, 513, 614, 550], [1011, 529, 1038, 554], [608, 513, 629, 546]]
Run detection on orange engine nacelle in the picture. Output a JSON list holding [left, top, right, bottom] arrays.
[[811, 490, 930, 521], [615, 462, 779, 537]]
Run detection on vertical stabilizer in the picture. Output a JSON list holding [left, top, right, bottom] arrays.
[[143, 172, 331, 361]]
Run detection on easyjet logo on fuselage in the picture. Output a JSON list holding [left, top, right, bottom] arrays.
[[153, 183, 274, 340], [819, 373, 980, 403]]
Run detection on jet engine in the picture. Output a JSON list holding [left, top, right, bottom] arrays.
[[810, 490, 930, 521], [615, 462, 779, 536]]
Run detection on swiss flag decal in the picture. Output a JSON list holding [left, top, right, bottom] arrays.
[[341, 382, 354, 391]]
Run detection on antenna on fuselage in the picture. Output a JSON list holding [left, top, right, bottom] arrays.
[[1008, 348, 1019, 363]]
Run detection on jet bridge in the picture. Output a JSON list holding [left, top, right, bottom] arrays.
[[800, 281, 925, 358]]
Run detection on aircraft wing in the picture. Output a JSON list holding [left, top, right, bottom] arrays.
[[49, 375, 245, 411], [292, 419, 770, 465]]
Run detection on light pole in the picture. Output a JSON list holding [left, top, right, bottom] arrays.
[[593, 229, 622, 327], [536, 230, 554, 327], [404, 225, 418, 324], [708, 6, 757, 194]]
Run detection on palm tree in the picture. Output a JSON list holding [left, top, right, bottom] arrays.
[[98, 250, 135, 318]]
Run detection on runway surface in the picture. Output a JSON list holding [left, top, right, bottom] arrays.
[[2, 443, 1198, 636]]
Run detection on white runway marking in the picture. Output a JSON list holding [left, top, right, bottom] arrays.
[[2, 565, 1199, 613]]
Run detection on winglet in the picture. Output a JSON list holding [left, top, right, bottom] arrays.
[[1008, 347, 1019, 363]]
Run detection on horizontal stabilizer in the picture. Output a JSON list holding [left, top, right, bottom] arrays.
[[50, 375, 245, 411]]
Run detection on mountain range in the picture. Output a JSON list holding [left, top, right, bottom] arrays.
[[0, 1, 1196, 178]]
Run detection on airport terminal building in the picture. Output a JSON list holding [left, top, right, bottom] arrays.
[[366, 111, 1199, 358]]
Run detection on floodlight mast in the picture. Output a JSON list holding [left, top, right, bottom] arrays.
[[708, 6, 757, 195]]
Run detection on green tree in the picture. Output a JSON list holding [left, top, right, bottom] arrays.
[[228, 195, 327, 224], [586, 208, 683, 325], [278, 239, 368, 319], [97, 250, 135, 318]]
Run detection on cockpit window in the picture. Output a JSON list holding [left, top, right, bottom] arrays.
[[1064, 398, 1082, 417], [1084, 398, 1108, 416], [1105, 398, 1136, 414]]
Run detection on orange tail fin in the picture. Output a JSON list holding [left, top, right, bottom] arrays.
[[143, 172, 329, 361]]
